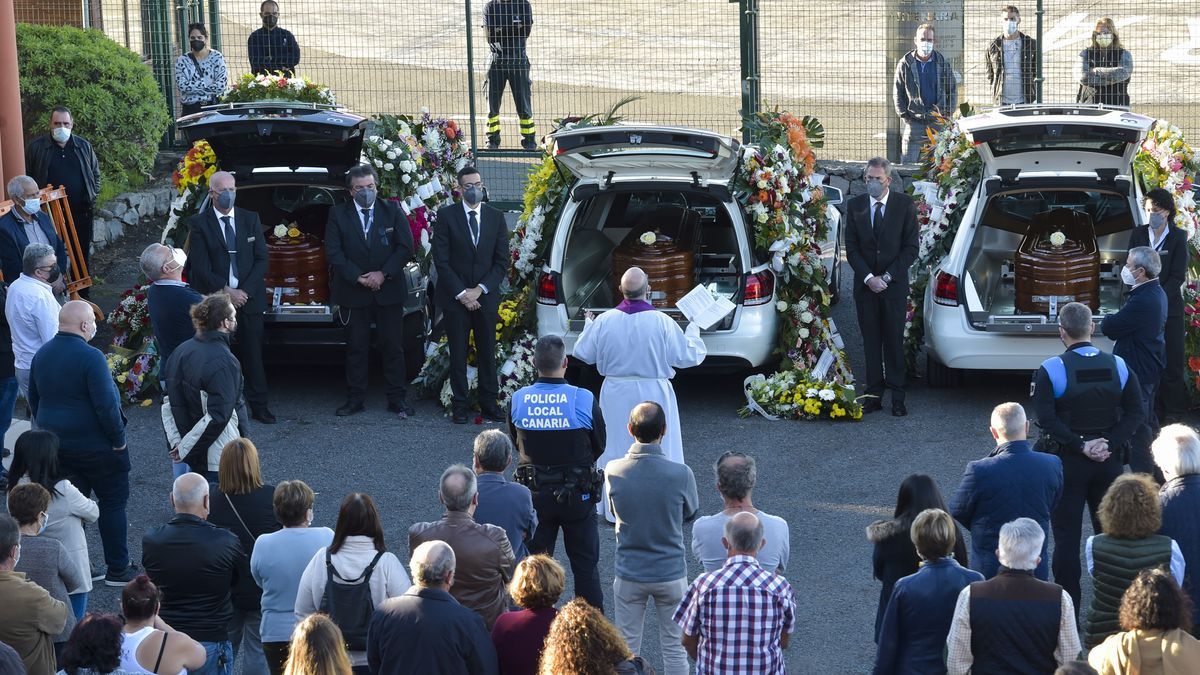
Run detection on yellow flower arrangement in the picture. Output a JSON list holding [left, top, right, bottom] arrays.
[[830, 404, 845, 419]]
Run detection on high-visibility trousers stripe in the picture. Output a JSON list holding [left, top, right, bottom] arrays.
[[519, 118, 536, 135], [486, 115, 501, 134]]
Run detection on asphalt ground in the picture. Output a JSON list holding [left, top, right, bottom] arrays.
[[22, 246, 1177, 673]]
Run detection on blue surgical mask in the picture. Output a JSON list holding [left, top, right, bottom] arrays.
[[22, 198, 41, 215], [215, 190, 236, 211], [917, 41, 934, 57]]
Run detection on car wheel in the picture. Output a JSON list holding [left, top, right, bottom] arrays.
[[926, 353, 963, 388], [404, 310, 429, 379]]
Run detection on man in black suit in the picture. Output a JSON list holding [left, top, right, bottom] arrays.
[[185, 170, 276, 424], [1130, 188, 1189, 423], [0, 175, 69, 288], [844, 157, 919, 416], [433, 166, 509, 424], [325, 164, 416, 418]]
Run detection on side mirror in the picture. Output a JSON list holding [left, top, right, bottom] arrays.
[[823, 185, 843, 206]]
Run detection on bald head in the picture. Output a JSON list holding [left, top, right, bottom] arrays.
[[723, 511, 764, 556], [59, 301, 98, 341], [620, 267, 650, 300], [209, 171, 235, 191], [171, 473, 209, 517]]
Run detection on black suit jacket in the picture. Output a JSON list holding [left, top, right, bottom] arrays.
[[432, 202, 508, 309], [844, 191, 920, 299], [366, 587, 499, 675], [1129, 225, 1189, 317], [325, 200, 415, 307], [185, 207, 269, 312], [0, 210, 69, 282]]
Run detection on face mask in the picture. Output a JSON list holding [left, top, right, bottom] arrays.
[[51, 127, 71, 144], [1004, 20, 1019, 35], [46, 266, 62, 284], [190, 39, 206, 52], [215, 190, 236, 211], [463, 186, 483, 205], [263, 15, 278, 28], [1148, 211, 1167, 230], [1121, 266, 1138, 286], [22, 198, 41, 215], [353, 188, 377, 208], [1096, 34, 1114, 47], [866, 180, 886, 199], [37, 514, 48, 535], [917, 41, 934, 57]]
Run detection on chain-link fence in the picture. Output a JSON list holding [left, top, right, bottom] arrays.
[[19, 0, 1200, 197]]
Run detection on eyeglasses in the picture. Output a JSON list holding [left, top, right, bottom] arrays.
[[35, 264, 56, 272]]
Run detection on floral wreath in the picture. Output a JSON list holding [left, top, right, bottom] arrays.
[[221, 72, 336, 106], [907, 109, 1200, 403]]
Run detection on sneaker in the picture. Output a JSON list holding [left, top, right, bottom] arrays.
[[91, 566, 105, 582], [104, 564, 141, 587]]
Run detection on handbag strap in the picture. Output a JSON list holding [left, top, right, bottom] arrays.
[[152, 631, 168, 673], [223, 492, 255, 541]]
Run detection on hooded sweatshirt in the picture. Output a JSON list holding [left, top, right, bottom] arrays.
[[1088, 628, 1200, 675]]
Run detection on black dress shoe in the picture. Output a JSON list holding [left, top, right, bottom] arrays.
[[862, 399, 883, 414], [892, 401, 908, 417], [335, 402, 365, 417], [388, 402, 415, 420], [480, 407, 505, 423], [452, 410, 469, 424], [251, 407, 277, 424]]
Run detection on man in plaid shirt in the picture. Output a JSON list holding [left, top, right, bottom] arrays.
[[673, 512, 795, 674]]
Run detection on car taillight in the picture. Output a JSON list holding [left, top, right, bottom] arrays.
[[537, 272, 558, 305], [933, 271, 959, 307], [743, 270, 774, 306]]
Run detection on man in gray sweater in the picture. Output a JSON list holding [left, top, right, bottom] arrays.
[[605, 401, 699, 675]]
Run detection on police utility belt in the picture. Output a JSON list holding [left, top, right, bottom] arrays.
[[515, 464, 602, 504]]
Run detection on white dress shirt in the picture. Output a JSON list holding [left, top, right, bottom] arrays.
[[214, 206, 239, 288], [357, 203, 374, 236], [6, 274, 61, 370], [455, 202, 489, 299], [864, 190, 891, 284]]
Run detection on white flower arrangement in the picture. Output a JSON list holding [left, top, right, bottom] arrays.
[[273, 224, 288, 238], [639, 232, 657, 245], [775, 300, 789, 312], [1049, 231, 1067, 247]]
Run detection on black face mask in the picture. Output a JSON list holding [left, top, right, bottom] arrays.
[[190, 39, 205, 52], [262, 15, 278, 28], [46, 267, 61, 284]]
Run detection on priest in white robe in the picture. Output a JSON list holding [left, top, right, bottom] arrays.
[[572, 267, 706, 522]]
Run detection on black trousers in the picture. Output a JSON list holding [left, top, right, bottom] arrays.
[[1130, 375, 1163, 481], [344, 303, 407, 404], [263, 641, 288, 675], [444, 301, 498, 411], [855, 289, 907, 402], [486, 59, 533, 136], [233, 307, 269, 409], [528, 488, 604, 612], [1051, 450, 1123, 611], [1159, 314, 1187, 417]]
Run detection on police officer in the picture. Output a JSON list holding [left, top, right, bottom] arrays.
[[484, 0, 535, 151], [509, 334, 605, 610], [1031, 302, 1145, 612]]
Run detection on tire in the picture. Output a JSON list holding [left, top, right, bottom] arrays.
[[404, 310, 428, 380], [926, 353, 963, 388]]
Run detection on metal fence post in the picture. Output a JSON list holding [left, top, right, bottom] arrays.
[[1035, 0, 1043, 102], [143, 0, 176, 148], [737, 0, 760, 143], [208, 0, 221, 52], [465, 0, 479, 156]]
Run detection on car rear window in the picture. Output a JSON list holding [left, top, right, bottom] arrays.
[[983, 189, 1132, 236], [980, 124, 1138, 157]]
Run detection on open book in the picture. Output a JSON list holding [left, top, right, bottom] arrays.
[[676, 284, 736, 330]]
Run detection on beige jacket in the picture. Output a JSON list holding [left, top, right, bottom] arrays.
[[0, 570, 68, 675]]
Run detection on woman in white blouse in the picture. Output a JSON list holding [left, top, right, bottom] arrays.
[[7, 429, 97, 618], [295, 493, 411, 674]]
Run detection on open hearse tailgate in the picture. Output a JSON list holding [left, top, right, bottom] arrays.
[[551, 125, 741, 185], [958, 106, 1154, 173]]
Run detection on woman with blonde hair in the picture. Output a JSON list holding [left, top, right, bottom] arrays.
[[492, 554, 566, 675], [1083, 473, 1186, 647], [283, 614, 352, 675], [1077, 16, 1133, 106], [1088, 568, 1200, 674], [539, 598, 653, 675], [207, 437, 280, 673]]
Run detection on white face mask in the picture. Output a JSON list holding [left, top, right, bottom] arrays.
[[1120, 266, 1138, 286], [1096, 34, 1114, 48], [1004, 20, 1019, 35], [51, 127, 71, 144], [917, 41, 934, 57]]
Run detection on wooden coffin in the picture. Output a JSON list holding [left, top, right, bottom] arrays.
[[611, 206, 700, 308], [1014, 208, 1100, 313], [266, 233, 329, 305]]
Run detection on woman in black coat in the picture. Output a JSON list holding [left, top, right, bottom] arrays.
[[866, 474, 968, 641], [207, 438, 281, 673], [1131, 188, 1190, 423]]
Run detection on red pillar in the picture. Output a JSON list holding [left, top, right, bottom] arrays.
[[0, 0, 25, 191]]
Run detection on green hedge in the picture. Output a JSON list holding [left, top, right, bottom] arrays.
[[17, 23, 170, 202]]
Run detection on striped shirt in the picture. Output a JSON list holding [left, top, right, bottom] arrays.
[[673, 555, 794, 674]]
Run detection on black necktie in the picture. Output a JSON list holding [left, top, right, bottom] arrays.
[[221, 215, 237, 282], [873, 202, 884, 238], [361, 208, 372, 237], [468, 210, 480, 247]]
